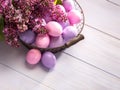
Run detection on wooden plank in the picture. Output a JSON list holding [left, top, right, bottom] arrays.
[[64, 25, 120, 77], [77, 0, 120, 39], [106, 0, 120, 5], [0, 42, 120, 90], [0, 64, 52, 90]]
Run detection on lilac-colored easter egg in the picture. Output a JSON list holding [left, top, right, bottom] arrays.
[[19, 30, 36, 44], [45, 21, 63, 37], [67, 9, 81, 25], [62, 26, 77, 42], [59, 20, 70, 29], [26, 49, 41, 65], [35, 34, 50, 48], [49, 35, 65, 48], [41, 52, 56, 69], [63, 0, 74, 12]]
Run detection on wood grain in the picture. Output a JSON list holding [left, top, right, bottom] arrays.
[[0, 0, 120, 89], [106, 0, 120, 6], [78, 0, 120, 39], [0, 42, 120, 90], [64, 25, 120, 78], [0, 63, 52, 90]]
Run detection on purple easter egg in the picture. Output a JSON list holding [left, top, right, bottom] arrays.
[[67, 9, 81, 25], [49, 35, 65, 48], [35, 34, 50, 48], [62, 26, 77, 42], [45, 21, 63, 37], [41, 52, 56, 69], [63, 0, 75, 12], [59, 20, 70, 29], [26, 49, 41, 65], [19, 30, 36, 44]]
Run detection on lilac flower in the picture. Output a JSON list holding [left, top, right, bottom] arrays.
[[0, 0, 11, 14], [50, 5, 67, 22], [3, 27, 19, 47], [1, 0, 68, 47]]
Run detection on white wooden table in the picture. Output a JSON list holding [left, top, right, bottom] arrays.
[[0, 0, 120, 90]]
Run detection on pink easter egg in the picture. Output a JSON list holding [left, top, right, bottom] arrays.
[[67, 9, 81, 25], [35, 34, 50, 48], [26, 49, 41, 65], [45, 21, 63, 37], [63, 0, 75, 12]]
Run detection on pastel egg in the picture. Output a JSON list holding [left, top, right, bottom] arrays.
[[67, 9, 81, 25], [45, 21, 63, 37], [26, 49, 41, 65], [62, 26, 77, 42], [19, 30, 36, 44], [35, 34, 50, 48], [59, 20, 70, 29], [49, 35, 65, 48], [41, 52, 56, 69], [63, 0, 75, 12]]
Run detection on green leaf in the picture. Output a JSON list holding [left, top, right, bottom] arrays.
[[54, 0, 62, 5], [0, 15, 5, 41]]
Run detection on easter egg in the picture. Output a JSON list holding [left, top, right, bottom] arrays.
[[19, 30, 36, 44], [26, 49, 41, 65], [49, 35, 65, 48], [67, 9, 81, 25], [63, 0, 74, 12], [35, 34, 50, 48], [41, 52, 56, 69], [62, 26, 77, 42], [45, 21, 62, 37], [59, 20, 70, 29]]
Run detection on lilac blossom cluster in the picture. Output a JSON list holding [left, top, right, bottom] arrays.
[[0, 0, 67, 47]]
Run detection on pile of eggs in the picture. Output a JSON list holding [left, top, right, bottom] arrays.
[[19, 0, 82, 69]]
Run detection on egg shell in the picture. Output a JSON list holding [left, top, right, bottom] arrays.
[[41, 52, 56, 69], [45, 21, 63, 37], [26, 49, 41, 65], [19, 30, 36, 44], [67, 9, 81, 25], [49, 35, 65, 48], [59, 20, 70, 29], [35, 34, 50, 48], [63, 0, 75, 12], [62, 26, 77, 42]]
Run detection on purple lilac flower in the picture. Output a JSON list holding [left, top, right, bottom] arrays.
[[0, 0, 68, 47]]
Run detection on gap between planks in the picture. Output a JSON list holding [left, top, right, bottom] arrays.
[[106, 0, 120, 7], [0, 63, 55, 90]]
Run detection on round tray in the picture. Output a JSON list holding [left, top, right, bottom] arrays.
[[21, 0, 85, 53]]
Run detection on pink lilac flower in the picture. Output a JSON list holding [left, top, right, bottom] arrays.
[[50, 5, 67, 22], [3, 27, 19, 47], [1, 0, 68, 47], [0, 0, 11, 14]]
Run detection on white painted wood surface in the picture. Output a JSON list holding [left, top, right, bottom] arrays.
[[79, 0, 120, 39], [0, 0, 120, 90]]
